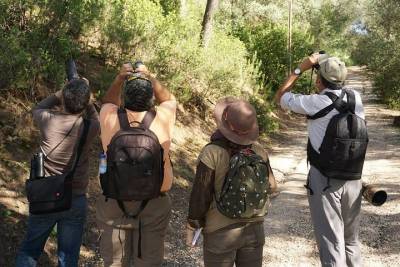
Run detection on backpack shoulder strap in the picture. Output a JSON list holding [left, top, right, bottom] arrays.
[[117, 108, 130, 130], [208, 139, 235, 157], [70, 119, 90, 176], [345, 89, 356, 114], [141, 109, 156, 129], [307, 90, 346, 120]]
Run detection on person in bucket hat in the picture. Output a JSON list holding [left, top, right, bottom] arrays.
[[275, 53, 366, 267], [213, 97, 259, 145], [186, 97, 277, 267]]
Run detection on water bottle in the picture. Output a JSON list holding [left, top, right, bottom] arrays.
[[36, 152, 45, 178], [99, 153, 107, 174]]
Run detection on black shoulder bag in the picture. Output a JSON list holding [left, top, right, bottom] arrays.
[[25, 119, 90, 214]]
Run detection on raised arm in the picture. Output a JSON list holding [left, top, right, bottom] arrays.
[[137, 65, 176, 104], [274, 53, 319, 105], [32, 90, 62, 123], [102, 63, 134, 106], [148, 75, 175, 104]]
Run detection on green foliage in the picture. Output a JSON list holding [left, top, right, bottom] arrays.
[[101, 0, 164, 63], [100, 1, 262, 114], [159, 0, 180, 15], [308, 0, 356, 54], [1, 0, 374, 131], [351, 0, 400, 108], [249, 94, 278, 134], [0, 0, 104, 91], [236, 22, 313, 95]]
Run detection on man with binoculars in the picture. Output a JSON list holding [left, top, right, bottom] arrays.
[[275, 53, 367, 267], [16, 77, 100, 267], [96, 62, 176, 266]]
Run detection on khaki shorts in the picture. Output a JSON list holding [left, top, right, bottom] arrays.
[[203, 222, 265, 267], [98, 194, 171, 267]]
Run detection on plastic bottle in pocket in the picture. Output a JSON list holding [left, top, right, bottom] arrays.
[[99, 153, 107, 174]]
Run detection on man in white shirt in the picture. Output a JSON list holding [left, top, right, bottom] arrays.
[[275, 53, 365, 267]]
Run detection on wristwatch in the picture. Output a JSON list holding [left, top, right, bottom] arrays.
[[294, 67, 302, 75]]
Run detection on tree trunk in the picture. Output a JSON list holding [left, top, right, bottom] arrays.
[[180, 0, 188, 18], [200, 0, 219, 48]]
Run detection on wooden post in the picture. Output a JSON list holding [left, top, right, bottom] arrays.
[[287, 0, 293, 75]]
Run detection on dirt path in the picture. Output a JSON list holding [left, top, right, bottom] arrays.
[[264, 66, 400, 267]]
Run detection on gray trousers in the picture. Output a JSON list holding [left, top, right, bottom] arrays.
[[307, 166, 362, 267]]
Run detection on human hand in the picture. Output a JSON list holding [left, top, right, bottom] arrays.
[[186, 225, 196, 247], [299, 53, 320, 72], [135, 64, 156, 80], [116, 63, 134, 81]]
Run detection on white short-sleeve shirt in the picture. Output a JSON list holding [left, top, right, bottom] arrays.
[[280, 88, 365, 152]]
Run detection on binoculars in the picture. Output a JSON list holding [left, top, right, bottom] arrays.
[[362, 183, 387, 206], [309, 50, 326, 70], [127, 60, 146, 81]]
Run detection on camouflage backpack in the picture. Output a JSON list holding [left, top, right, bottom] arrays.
[[213, 142, 270, 219]]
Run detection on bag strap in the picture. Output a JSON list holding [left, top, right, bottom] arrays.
[[307, 90, 346, 120], [69, 119, 90, 177], [208, 139, 251, 157], [117, 108, 130, 130], [141, 109, 156, 129], [345, 89, 356, 114], [117, 108, 156, 130], [117, 199, 148, 219], [45, 115, 81, 159]]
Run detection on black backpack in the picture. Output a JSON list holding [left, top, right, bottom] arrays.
[[307, 89, 368, 180], [211, 141, 271, 219], [100, 108, 164, 217]]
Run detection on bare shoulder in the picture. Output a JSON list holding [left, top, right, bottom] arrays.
[[155, 100, 177, 123], [100, 103, 118, 117]]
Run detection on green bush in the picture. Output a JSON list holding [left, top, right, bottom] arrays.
[[249, 94, 278, 134], [352, 31, 400, 108], [100, 0, 165, 63], [100, 1, 263, 113], [0, 0, 104, 91], [235, 22, 314, 97]]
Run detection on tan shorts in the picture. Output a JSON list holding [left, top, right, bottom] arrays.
[[98, 194, 171, 267], [203, 222, 265, 267]]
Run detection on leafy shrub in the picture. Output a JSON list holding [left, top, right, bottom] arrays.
[[235, 22, 314, 97], [100, 0, 165, 63], [351, 0, 400, 109], [249, 94, 278, 134], [0, 0, 104, 92]]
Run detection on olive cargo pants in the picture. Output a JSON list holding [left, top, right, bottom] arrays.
[[98, 194, 171, 267], [203, 222, 265, 267]]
